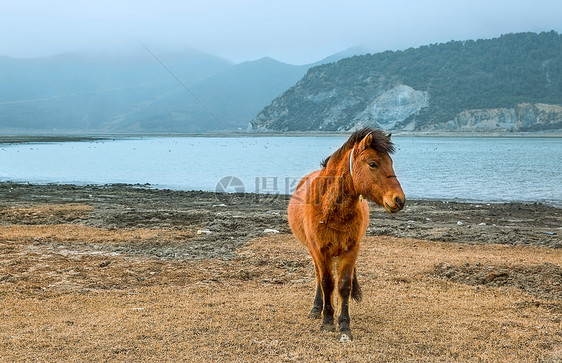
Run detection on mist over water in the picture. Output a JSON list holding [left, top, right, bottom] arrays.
[[0, 136, 560, 205]]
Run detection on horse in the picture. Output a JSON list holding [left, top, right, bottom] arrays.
[[287, 127, 405, 342]]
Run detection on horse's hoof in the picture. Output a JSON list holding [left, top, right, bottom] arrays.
[[321, 323, 335, 333], [338, 331, 353, 342], [308, 309, 322, 319]]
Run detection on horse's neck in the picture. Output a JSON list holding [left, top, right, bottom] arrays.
[[318, 162, 360, 222]]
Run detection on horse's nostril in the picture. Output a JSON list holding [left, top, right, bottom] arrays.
[[394, 196, 405, 209]]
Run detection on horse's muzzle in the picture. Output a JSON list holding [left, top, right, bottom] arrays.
[[384, 196, 405, 213], [394, 196, 405, 209]]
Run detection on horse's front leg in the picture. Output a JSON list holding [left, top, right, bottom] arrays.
[[337, 250, 359, 342], [308, 265, 323, 319], [319, 259, 336, 332]]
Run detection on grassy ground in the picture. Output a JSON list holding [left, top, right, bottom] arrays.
[[0, 204, 560, 362]]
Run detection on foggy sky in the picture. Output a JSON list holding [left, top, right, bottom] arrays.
[[2, 0, 561, 64]]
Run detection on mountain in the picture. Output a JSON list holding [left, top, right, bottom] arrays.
[[250, 31, 562, 132], [0, 50, 234, 132], [312, 46, 368, 65], [130, 57, 309, 132], [0, 47, 356, 133]]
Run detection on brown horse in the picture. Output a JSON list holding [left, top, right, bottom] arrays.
[[288, 127, 405, 342]]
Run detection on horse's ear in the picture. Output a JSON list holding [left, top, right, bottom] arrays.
[[387, 133, 392, 140], [358, 132, 373, 150]]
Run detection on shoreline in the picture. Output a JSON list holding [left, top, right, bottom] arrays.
[[1, 181, 560, 209], [0, 135, 109, 144], [0, 130, 560, 144]]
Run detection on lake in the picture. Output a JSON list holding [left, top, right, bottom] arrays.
[[1, 136, 560, 205]]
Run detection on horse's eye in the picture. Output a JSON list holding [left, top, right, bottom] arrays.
[[368, 162, 378, 168]]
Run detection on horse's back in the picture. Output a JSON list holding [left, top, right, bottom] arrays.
[[287, 170, 321, 244]]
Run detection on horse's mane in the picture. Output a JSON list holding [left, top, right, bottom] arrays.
[[321, 127, 394, 168]]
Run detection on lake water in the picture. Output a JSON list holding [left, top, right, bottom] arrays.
[[1, 136, 560, 205]]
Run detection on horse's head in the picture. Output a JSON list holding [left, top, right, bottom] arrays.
[[351, 131, 405, 213]]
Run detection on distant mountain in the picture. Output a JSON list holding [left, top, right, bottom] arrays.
[[0, 50, 233, 132], [131, 57, 310, 132], [250, 31, 562, 132], [313, 47, 368, 65], [0, 48, 354, 133]]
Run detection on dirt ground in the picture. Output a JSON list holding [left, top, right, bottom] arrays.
[[0, 182, 560, 361]]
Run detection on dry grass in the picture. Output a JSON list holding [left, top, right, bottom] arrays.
[[0, 204, 93, 224], [0, 224, 191, 244], [1, 225, 561, 362]]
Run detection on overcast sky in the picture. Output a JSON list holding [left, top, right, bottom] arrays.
[[2, 0, 561, 64]]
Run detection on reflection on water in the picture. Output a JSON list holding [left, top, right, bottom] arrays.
[[0, 136, 560, 204]]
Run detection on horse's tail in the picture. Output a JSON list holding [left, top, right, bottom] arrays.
[[351, 268, 362, 303]]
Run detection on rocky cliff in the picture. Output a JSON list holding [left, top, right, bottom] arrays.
[[437, 103, 562, 132], [250, 83, 430, 131], [250, 31, 562, 132]]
